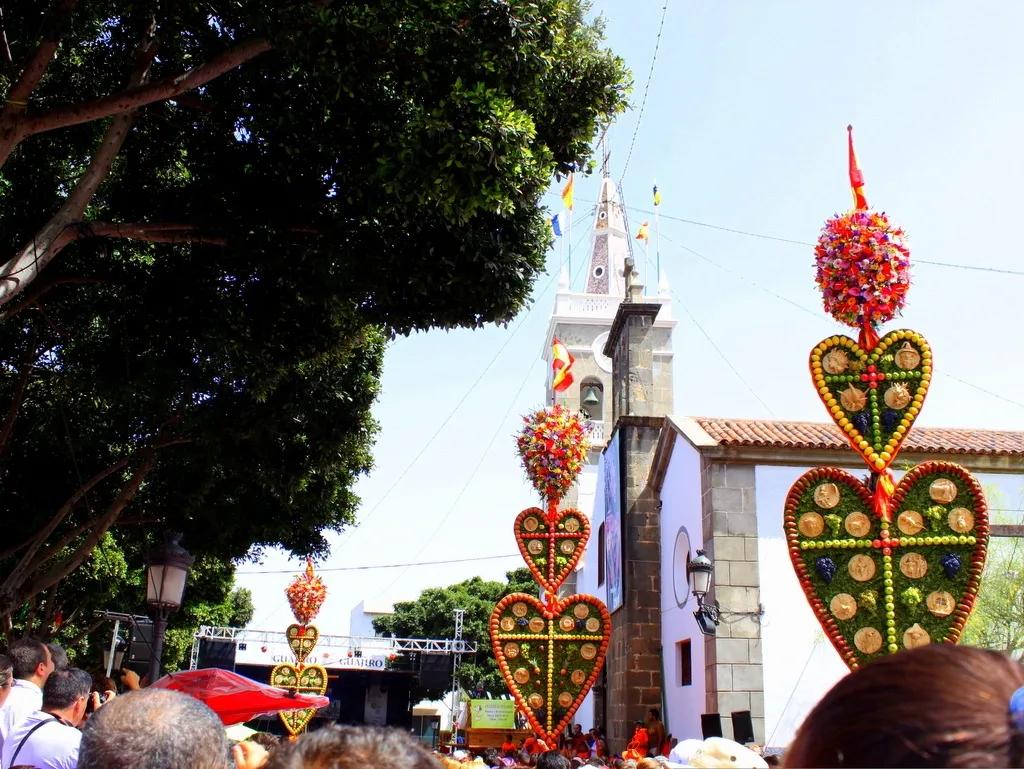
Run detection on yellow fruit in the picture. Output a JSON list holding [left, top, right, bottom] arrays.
[[908, 406, 919, 416], [874, 457, 885, 469], [880, 451, 892, 462]]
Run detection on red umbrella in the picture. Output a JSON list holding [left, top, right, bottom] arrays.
[[149, 668, 329, 725]]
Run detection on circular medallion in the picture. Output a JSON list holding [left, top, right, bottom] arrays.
[[585, 617, 601, 633], [848, 554, 877, 582], [814, 483, 841, 509], [571, 669, 587, 685], [854, 627, 883, 654], [512, 602, 528, 617], [884, 383, 912, 410], [903, 623, 932, 649], [823, 349, 850, 374], [514, 668, 530, 684], [560, 540, 576, 555], [527, 694, 544, 710], [845, 512, 872, 537], [930, 479, 958, 504], [830, 593, 858, 620], [500, 617, 516, 632], [897, 510, 925, 536], [839, 385, 867, 413], [564, 517, 581, 533], [504, 642, 520, 659], [573, 604, 590, 619], [927, 591, 955, 618], [592, 332, 613, 374], [559, 616, 576, 632], [895, 342, 921, 370], [900, 553, 928, 579], [528, 617, 545, 633], [948, 508, 975, 534], [798, 512, 825, 538], [527, 540, 544, 555], [523, 516, 540, 532], [558, 692, 573, 708], [580, 643, 598, 660]]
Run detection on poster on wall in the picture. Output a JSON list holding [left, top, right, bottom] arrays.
[[469, 699, 516, 729], [603, 431, 623, 612], [364, 684, 388, 726]]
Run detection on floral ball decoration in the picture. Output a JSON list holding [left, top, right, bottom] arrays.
[[516, 405, 592, 505], [814, 210, 911, 329], [286, 558, 327, 625]]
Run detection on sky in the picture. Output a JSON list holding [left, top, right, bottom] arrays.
[[236, 1, 1024, 637]]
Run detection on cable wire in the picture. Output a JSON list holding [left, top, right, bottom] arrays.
[[236, 553, 521, 576], [620, 3, 669, 180]]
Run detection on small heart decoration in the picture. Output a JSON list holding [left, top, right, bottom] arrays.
[[270, 663, 328, 735], [810, 329, 932, 471], [490, 593, 609, 743], [785, 461, 988, 669], [286, 624, 320, 664], [514, 507, 590, 595]]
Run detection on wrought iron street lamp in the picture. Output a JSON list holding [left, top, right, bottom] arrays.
[[144, 532, 195, 682], [688, 549, 720, 637]]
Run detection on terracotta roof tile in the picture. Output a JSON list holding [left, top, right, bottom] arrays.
[[693, 417, 1024, 457]]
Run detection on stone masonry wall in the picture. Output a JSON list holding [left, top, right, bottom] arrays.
[[700, 460, 765, 744]]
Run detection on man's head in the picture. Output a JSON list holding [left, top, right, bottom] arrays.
[[537, 750, 570, 769], [264, 725, 439, 769], [46, 643, 68, 670], [42, 667, 93, 726], [79, 688, 230, 769], [7, 637, 53, 685], [573, 725, 583, 736], [647, 709, 660, 722], [0, 653, 12, 709]]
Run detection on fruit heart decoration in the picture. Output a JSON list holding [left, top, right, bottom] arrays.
[[515, 507, 590, 597], [786, 463, 988, 669], [270, 663, 329, 734], [286, 624, 320, 664], [810, 329, 931, 472], [490, 594, 610, 742]]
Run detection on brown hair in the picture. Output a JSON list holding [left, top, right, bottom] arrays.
[[786, 645, 1024, 767], [635, 759, 660, 769], [265, 724, 440, 769]]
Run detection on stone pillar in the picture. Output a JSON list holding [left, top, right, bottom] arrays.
[[700, 460, 765, 744], [603, 303, 666, 422]]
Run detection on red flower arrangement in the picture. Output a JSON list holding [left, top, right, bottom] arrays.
[[516, 405, 591, 506], [286, 558, 327, 625], [814, 210, 911, 330]]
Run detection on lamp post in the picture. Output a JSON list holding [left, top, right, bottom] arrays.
[[144, 532, 195, 683], [688, 549, 720, 637]]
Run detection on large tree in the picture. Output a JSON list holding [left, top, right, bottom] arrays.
[[374, 568, 536, 700], [0, 1, 629, 628]]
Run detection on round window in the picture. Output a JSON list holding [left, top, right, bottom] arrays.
[[593, 266, 605, 278]]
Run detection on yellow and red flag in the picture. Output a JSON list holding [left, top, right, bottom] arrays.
[[561, 174, 574, 211], [551, 338, 575, 392], [635, 221, 650, 242], [847, 125, 868, 210]]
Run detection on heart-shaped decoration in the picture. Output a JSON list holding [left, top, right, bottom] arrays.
[[490, 593, 609, 742], [785, 461, 988, 669], [515, 507, 590, 595], [286, 624, 319, 664], [810, 329, 932, 471], [270, 663, 328, 735]]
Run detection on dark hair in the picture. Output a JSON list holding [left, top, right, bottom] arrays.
[[648, 709, 659, 721], [46, 643, 68, 670], [7, 637, 48, 679], [762, 757, 780, 767], [787, 645, 1024, 767], [264, 724, 439, 769], [79, 688, 229, 769], [537, 751, 570, 769], [248, 732, 280, 750], [42, 667, 92, 710], [0, 653, 11, 688]]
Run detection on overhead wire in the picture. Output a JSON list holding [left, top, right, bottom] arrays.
[[236, 553, 521, 576], [619, 3, 669, 180]]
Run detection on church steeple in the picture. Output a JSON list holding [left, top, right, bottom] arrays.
[[584, 176, 630, 298]]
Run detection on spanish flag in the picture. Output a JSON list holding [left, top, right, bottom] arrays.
[[635, 221, 650, 242], [551, 338, 575, 392], [847, 125, 868, 210], [561, 174, 574, 211]]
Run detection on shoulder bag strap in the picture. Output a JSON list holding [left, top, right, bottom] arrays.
[[7, 714, 58, 768]]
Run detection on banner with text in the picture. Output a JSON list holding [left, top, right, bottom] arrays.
[[469, 699, 516, 729]]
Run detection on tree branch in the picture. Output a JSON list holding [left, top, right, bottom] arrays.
[[25, 36, 271, 136], [4, 0, 78, 106], [0, 320, 38, 463], [0, 8, 15, 77], [61, 616, 104, 649], [87, 221, 228, 246], [0, 277, 103, 321]]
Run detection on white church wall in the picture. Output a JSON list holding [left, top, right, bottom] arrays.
[[658, 434, 706, 742], [574, 462, 604, 730]]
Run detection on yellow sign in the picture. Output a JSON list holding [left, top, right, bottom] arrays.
[[470, 699, 516, 729]]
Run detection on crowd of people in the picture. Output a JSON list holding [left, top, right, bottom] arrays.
[[3, 639, 1024, 767]]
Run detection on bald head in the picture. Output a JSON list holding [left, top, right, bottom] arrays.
[[79, 688, 229, 769]]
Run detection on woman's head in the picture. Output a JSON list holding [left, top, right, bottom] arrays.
[[786, 645, 1024, 767]]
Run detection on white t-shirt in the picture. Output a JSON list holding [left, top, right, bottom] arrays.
[[0, 711, 81, 769], [0, 679, 43, 750]]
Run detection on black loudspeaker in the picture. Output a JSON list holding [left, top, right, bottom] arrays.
[[418, 653, 452, 690], [125, 622, 153, 674], [700, 713, 723, 739], [731, 710, 755, 745], [198, 639, 237, 671]]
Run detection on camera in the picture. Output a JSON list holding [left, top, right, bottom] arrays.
[[86, 691, 110, 714]]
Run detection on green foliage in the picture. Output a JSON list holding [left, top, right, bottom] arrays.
[[373, 568, 535, 700], [0, 1, 628, 623]]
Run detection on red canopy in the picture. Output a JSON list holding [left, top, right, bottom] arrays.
[[149, 668, 329, 725]]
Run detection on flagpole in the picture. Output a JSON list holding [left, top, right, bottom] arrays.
[[654, 181, 662, 283], [566, 208, 572, 289]]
